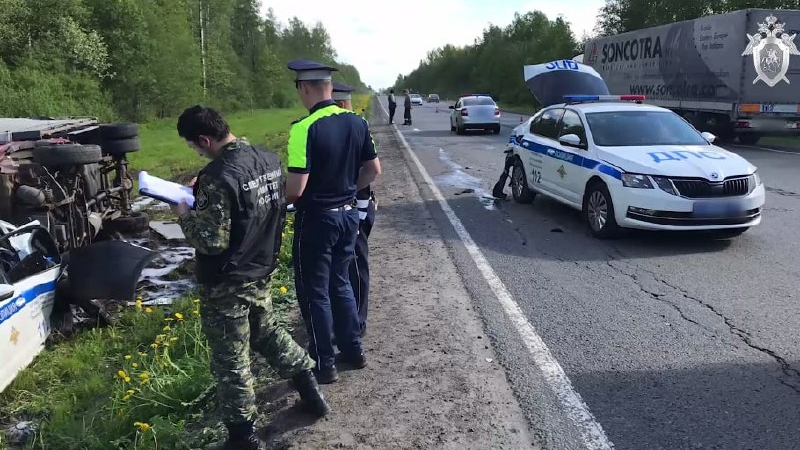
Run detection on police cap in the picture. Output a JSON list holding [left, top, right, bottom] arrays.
[[332, 81, 355, 101], [287, 59, 338, 81]]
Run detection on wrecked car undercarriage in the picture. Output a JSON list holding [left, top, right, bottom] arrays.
[[0, 116, 159, 337]]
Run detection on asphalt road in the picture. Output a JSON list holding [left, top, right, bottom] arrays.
[[377, 98, 800, 450]]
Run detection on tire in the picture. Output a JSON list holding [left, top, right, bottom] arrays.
[[33, 144, 103, 166], [708, 227, 749, 239], [102, 137, 140, 155], [738, 134, 760, 145], [583, 181, 620, 239], [493, 125, 501, 134], [105, 211, 150, 234], [510, 158, 536, 204], [100, 123, 139, 140]]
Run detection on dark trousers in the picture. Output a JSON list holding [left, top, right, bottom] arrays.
[[388, 103, 396, 123], [403, 107, 412, 125], [293, 205, 362, 370], [348, 199, 375, 335]]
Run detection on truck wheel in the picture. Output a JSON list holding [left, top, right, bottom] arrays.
[[106, 211, 150, 234], [738, 134, 761, 145], [102, 137, 140, 155], [511, 158, 536, 204], [100, 123, 139, 140], [33, 144, 103, 166], [583, 181, 620, 239]]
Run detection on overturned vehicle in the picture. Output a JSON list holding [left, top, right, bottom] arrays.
[[0, 117, 159, 393]]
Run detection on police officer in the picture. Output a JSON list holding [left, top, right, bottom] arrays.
[[171, 105, 330, 450], [285, 60, 381, 384], [387, 89, 397, 124], [332, 81, 377, 337]]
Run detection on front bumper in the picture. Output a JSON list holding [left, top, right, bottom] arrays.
[[613, 182, 766, 230]]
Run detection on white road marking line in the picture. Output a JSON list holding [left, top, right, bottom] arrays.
[[374, 98, 615, 450]]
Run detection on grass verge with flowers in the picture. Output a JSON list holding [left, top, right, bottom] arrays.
[[0, 95, 373, 449]]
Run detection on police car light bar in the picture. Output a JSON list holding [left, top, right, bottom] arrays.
[[563, 95, 647, 102]]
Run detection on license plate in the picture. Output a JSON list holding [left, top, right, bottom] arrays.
[[692, 200, 745, 217]]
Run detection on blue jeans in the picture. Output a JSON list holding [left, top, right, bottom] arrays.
[[292, 205, 361, 369]]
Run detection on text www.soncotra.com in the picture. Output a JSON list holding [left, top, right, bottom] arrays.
[[629, 83, 728, 98]]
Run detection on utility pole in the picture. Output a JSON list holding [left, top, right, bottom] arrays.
[[199, 0, 207, 100]]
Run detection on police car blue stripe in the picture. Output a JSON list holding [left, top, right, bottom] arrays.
[[0, 281, 57, 327], [510, 136, 623, 180]]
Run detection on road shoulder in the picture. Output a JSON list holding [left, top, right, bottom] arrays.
[[259, 103, 537, 449]]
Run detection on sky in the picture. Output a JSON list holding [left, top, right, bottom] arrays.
[[261, 0, 606, 89]]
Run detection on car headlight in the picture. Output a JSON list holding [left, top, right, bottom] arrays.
[[621, 173, 654, 189], [749, 170, 762, 187], [651, 176, 678, 195]]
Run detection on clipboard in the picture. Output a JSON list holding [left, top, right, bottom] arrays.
[[138, 171, 195, 208]]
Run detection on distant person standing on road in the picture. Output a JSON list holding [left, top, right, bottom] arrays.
[[171, 105, 330, 450], [403, 89, 412, 126], [387, 89, 397, 124], [286, 59, 381, 384]]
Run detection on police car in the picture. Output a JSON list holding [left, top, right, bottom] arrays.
[[507, 60, 765, 239]]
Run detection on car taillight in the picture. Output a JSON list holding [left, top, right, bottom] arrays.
[[494, 108, 500, 116], [461, 108, 469, 116], [736, 120, 751, 128]]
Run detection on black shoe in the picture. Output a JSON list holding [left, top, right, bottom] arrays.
[[218, 422, 266, 450], [337, 352, 367, 369], [312, 366, 339, 384], [291, 369, 332, 417]]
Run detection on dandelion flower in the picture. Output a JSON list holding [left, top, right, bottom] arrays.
[[193, 310, 200, 315], [193, 299, 200, 304], [126, 389, 135, 395], [122, 394, 131, 401], [135, 298, 143, 309], [170, 337, 178, 342], [133, 422, 151, 432], [150, 343, 158, 349], [145, 307, 153, 314], [124, 355, 132, 360], [174, 312, 184, 321], [138, 352, 147, 357], [279, 286, 288, 294], [132, 363, 139, 368], [124, 376, 131, 383], [163, 325, 171, 332], [164, 317, 174, 322], [117, 370, 128, 379], [139, 372, 150, 379]]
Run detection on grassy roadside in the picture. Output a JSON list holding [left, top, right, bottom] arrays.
[[0, 95, 371, 450]]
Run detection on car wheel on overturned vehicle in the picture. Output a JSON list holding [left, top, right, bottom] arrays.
[[33, 144, 103, 166], [100, 122, 141, 156], [106, 211, 150, 234], [583, 181, 620, 239], [511, 158, 536, 204]]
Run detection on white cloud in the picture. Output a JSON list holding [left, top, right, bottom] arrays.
[[262, 0, 605, 89]]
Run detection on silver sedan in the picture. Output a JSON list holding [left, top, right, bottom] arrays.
[[449, 95, 501, 134]]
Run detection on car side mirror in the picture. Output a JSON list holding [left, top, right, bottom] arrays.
[[0, 284, 15, 302], [559, 133, 586, 149], [700, 131, 716, 143], [448, 105, 455, 109]]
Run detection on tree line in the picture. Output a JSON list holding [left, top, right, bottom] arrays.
[[0, 0, 369, 122], [393, 0, 795, 108]]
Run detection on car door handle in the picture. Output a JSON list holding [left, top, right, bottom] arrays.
[[546, 149, 555, 155]]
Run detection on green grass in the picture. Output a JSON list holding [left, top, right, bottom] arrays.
[[0, 105, 319, 450], [128, 107, 307, 181], [760, 136, 800, 149]]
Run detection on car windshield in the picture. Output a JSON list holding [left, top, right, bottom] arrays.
[[584, 110, 709, 146], [462, 97, 495, 106], [410, 94, 421, 98]]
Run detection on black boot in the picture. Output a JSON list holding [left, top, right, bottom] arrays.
[[292, 369, 332, 417], [492, 172, 509, 199], [218, 421, 265, 450]]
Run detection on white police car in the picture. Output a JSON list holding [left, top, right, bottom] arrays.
[[507, 60, 765, 239]]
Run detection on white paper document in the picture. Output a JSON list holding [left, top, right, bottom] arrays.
[[138, 171, 195, 207]]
